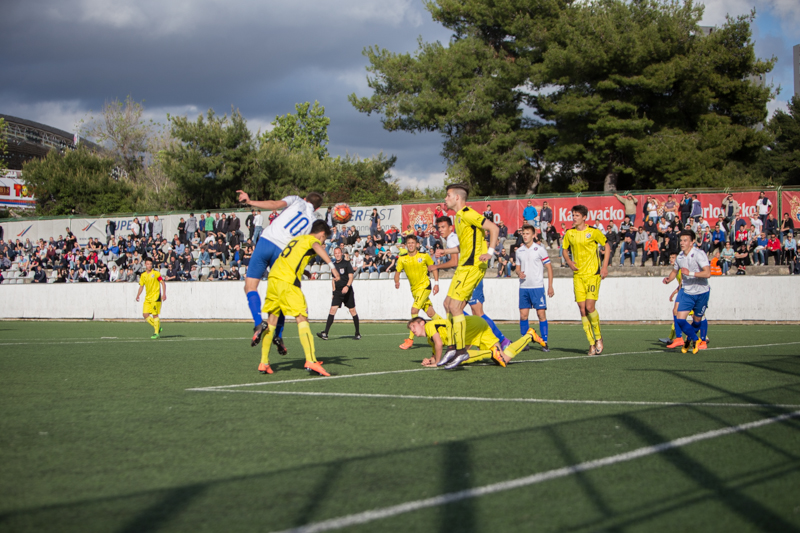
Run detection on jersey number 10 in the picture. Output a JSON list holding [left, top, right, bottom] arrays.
[[284, 212, 310, 236]]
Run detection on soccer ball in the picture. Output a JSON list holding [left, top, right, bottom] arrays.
[[332, 203, 352, 224]]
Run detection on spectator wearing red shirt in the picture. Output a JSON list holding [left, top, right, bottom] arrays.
[[766, 235, 782, 265]]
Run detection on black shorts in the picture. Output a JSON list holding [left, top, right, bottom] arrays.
[[331, 288, 356, 309]]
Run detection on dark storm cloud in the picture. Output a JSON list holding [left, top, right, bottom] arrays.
[[0, 0, 452, 186]]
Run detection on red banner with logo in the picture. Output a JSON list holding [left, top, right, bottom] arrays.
[[782, 190, 800, 225], [402, 191, 779, 234]]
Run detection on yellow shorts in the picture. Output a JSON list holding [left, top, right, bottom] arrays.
[[573, 274, 601, 302], [263, 279, 308, 318], [469, 326, 499, 351], [411, 287, 433, 311], [143, 301, 162, 316], [447, 264, 487, 302]]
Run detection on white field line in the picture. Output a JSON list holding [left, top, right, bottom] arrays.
[[270, 410, 800, 533], [187, 340, 800, 391], [0, 332, 407, 347], [186, 389, 800, 410]]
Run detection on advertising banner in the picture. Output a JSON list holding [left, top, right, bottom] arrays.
[[782, 190, 800, 224], [0, 170, 35, 209], [402, 191, 780, 234]]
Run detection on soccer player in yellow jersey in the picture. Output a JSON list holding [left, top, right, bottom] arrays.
[[434, 183, 499, 368], [562, 205, 611, 355], [257, 220, 340, 376], [407, 316, 538, 369], [135, 258, 167, 339], [395, 234, 441, 349]]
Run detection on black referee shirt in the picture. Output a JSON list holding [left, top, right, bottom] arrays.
[[333, 259, 354, 291]]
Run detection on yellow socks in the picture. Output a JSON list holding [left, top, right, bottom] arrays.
[[146, 316, 159, 333], [409, 315, 416, 339], [465, 349, 492, 364], [260, 327, 276, 366], [452, 314, 466, 350], [154, 317, 160, 333], [582, 316, 595, 344], [298, 321, 317, 363], [504, 335, 532, 359], [588, 310, 601, 340], [432, 313, 443, 320]]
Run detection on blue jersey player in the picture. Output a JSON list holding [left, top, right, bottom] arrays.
[[237, 190, 323, 353], [662, 230, 711, 354]]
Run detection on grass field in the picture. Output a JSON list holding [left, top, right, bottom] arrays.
[[1, 320, 799, 533]]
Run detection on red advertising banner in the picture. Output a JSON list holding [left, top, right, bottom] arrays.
[[402, 191, 780, 234], [782, 190, 800, 224]]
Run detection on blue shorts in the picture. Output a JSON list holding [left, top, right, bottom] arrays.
[[246, 238, 282, 280], [467, 280, 485, 306], [676, 290, 710, 317], [519, 287, 547, 310]]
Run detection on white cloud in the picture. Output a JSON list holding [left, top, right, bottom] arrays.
[[1, 100, 88, 133], [699, 0, 800, 30], [391, 169, 446, 191]]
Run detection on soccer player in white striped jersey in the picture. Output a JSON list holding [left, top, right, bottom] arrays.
[[514, 225, 552, 351], [237, 190, 323, 352]]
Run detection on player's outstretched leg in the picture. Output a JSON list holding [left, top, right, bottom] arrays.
[[587, 309, 602, 354], [481, 314, 509, 351], [259, 326, 276, 374], [666, 314, 685, 348], [538, 319, 549, 352], [581, 315, 596, 354], [299, 321, 329, 376], [678, 319, 699, 354], [400, 313, 417, 350]]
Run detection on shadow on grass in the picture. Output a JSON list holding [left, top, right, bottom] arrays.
[[117, 484, 206, 533]]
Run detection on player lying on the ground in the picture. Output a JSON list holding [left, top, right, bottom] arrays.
[[407, 316, 545, 370], [515, 224, 554, 352], [257, 220, 340, 376], [662, 229, 711, 354], [396, 234, 442, 349], [237, 189, 324, 355], [135, 258, 167, 339]]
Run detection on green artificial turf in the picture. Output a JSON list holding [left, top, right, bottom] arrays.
[[1, 320, 799, 533]]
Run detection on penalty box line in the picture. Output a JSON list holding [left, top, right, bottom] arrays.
[[187, 340, 800, 392], [271, 410, 800, 533]]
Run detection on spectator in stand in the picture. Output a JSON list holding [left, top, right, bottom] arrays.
[[204, 211, 214, 239], [663, 194, 678, 224], [781, 213, 795, 239], [105, 219, 116, 244], [219, 268, 230, 281], [523, 200, 538, 227], [152, 215, 163, 240], [374, 223, 386, 246], [657, 217, 670, 236], [0, 253, 11, 271], [734, 244, 751, 275], [690, 195, 703, 222], [605, 224, 619, 259], [252, 209, 264, 241], [644, 196, 659, 225], [370, 208, 380, 237], [750, 213, 763, 236], [352, 249, 365, 274], [545, 224, 560, 250], [362, 253, 377, 274], [784, 232, 797, 266], [483, 204, 494, 223], [497, 221, 508, 251], [642, 217, 657, 236], [614, 193, 639, 225], [734, 225, 749, 251], [757, 191, 772, 228], [539, 201, 553, 232], [496, 248, 511, 277], [697, 227, 712, 253], [720, 242, 735, 275], [643, 233, 660, 266], [659, 235, 677, 265], [765, 213, 779, 236], [711, 223, 726, 253], [109, 265, 120, 282], [434, 204, 445, 220], [619, 216, 632, 234], [766, 233, 782, 265], [385, 225, 399, 245], [207, 266, 219, 280], [635, 227, 648, 256], [721, 194, 739, 235], [792, 253, 800, 275], [130, 218, 141, 239], [229, 213, 241, 242], [620, 235, 636, 266]]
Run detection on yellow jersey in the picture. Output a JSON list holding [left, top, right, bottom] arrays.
[[396, 252, 434, 293], [424, 315, 491, 350], [563, 227, 607, 277], [139, 269, 163, 303], [268, 234, 320, 287], [454, 206, 488, 266]]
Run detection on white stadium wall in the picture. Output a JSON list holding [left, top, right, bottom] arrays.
[[0, 204, 402, 246], [1, 277, 797, 322]]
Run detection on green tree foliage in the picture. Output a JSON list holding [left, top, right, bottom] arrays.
[[762, 96, 800, 186], [0, 117, 8, 159], [22, 146, 137, 216], [350, 0, 774, 193], [262, 101, 330, 160], [349, 0, 565, 196], [537, 2, 774, 191], [79, 96, 150, 181], [163, 109, 255, 209]]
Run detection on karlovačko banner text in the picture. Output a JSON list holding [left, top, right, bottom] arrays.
[[0, 170, 35, 209], [402, 191, 780, 234]]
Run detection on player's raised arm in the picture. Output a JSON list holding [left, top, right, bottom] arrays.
[[479, 218, 500, 262], [236, 190, 289, 211], [312, 242, 340, 282]]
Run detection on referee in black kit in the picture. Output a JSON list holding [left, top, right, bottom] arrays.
[[317, 247, 361, 340]]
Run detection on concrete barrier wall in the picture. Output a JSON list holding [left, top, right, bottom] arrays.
[[1, 277, 797, 322]]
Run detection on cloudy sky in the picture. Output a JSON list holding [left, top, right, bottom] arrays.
[[2, 0, 799, 191]]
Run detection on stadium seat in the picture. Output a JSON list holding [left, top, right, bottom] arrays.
[[239, 266, 247, 276], [369, 272, 380, 280], [359, 272, 370, 280], [201, 267, 210, 279], [319, 264, 330, 273], [390, 246, 399, 254], [319, 273, 331, 280], [160, 268, 168, 277], [399, 272, 408, 279], [211, 259, 221, 269], [310, 265, 321, 273], [379, 272, 390, 279], [192, 250, 200, 260], [10, 264, 18, 271]]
